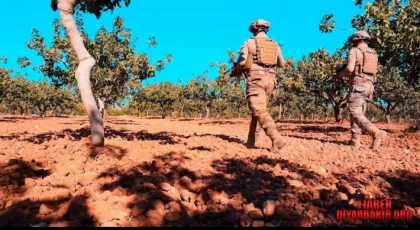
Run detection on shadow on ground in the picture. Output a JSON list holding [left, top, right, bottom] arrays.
[[0, 159, 50, 198], [93, 152, 420, 227], [0, 195, 91, 227], [1, 154, 419, 226], [4, 126, 244, 147], [199, 121, 244, 126], [87, 144, 128, 160], [16, 127, 181, 145]]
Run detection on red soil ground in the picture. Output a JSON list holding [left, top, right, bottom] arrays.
[[0, 115, 419, 227]]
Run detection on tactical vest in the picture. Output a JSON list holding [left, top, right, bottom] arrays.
[[354, 47, 378, 82], [245, 38, 278, 69]]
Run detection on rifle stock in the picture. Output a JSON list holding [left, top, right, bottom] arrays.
[[335, 64, 347, 74], [225, 64, 243, 78], [225, 54, 253, 78]]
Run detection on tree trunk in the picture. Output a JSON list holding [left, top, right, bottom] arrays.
[[161, 107, 166, 119], [278, 103, 282, 120], [333, 105, 344, 122], [205, 106, 210, 119], [300, 113, 304, 121], [97, 98, 106, 118], [57, 0, 104, 146], [385, 113, 391, 123], [40, 109, 46, 117]]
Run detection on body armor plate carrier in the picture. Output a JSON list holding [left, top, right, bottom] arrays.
[[252, 38, 278, 67], [356, 47, 378, 76]]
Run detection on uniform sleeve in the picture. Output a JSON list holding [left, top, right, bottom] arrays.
[[339, 48, 357, 76], [237, 40, 249, 65], [277, 44, 286, 68]]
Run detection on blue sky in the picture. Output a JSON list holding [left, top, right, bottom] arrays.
[[0, 0, 362, 85]]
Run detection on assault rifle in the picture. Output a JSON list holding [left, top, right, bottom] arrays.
[[224, 63, 245, 79], [324, 64, 347, 85], [332, 64, 347, 78]]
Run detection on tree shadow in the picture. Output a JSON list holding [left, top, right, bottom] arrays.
[[276, 120, 334, 125], [285, 135, 349, 146], [0, 159, 51, 196], [188, 146, 212, 151], [382, 128, 398, 134], [96, 153, 351, 227], [0, 119, 17, 123], [59, 122, 84, 125], [0, 162, 113, 227], [49, 115, 71, 118], [0, 134, 21, 141], [86, 144, 128, 160], [172, 119, 195, 122], [0, 195, 91, 227], [107, 119, 137, 125], [108, 121, 138, 125], [0, 116, 32, 121], [23, 128, 90, 144], [195, 134, 245, 145], [2, 153, 417, 226], [299, 126, 349, 133], [278, 127, 300, 132], [144, 117, 165, 120], [377, 170, 420, 208], [22, 126, 180, 145], [199, 121, 244, 125]]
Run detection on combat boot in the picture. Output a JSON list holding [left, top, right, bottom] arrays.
[[371, 130, 387, 150], [264, 127, 286, 153], [246, 117, 258, 148], [349, 133, 361, 148], [271, 138, 286, 153]]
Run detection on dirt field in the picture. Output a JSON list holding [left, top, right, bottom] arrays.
[[0, 115, 419, 227]]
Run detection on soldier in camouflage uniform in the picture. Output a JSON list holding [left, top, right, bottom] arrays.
[[233, 19, 286, 152], [335, 31, 387, 150]]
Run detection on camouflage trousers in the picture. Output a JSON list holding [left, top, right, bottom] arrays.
[[348, 82, 378, 135], [246, 75, 281, 144]]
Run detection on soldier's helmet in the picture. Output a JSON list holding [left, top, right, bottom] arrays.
[[348, 31, 371, 41], [249, 19, 270, 33]]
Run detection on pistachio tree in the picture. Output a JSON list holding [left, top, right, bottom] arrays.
[[371, 65, 418, 123], [50, 0, 131, 146], [27, 81, 77, 117], [0, 58, 12, 105], [276, 58, 305, 120], [3, 75, 34, 115], [297, 49, 349, 121], [143, 82, 181, 118], [27, 16, 170, 117]]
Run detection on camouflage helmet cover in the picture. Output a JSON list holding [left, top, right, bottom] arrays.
[[348, 31, 371, 41], [249, 19, 270, 33]]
